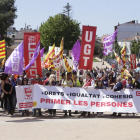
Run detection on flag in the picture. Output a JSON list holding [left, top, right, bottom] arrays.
[[48, 38, 64, 70], [121, 41, 126, 56], [120, 42, 127, 77], [44, 44, 55, 63], [49, 56, 61, 70], [121, 42, 127, 64], [0, 40, 6, 59], [59, 38, 64, 59], [4, 42, 24, 75], [40, 47, 44, 57], [71, 39, 81, 71], [114, 51, 122, 66], [102, 30, 117, 56], [64, 56, 72, 72], [114, 49, 131, 79], [123, 69, 132, 79], [24, 41, 40, 71]]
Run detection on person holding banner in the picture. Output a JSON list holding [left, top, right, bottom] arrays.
[[111, 76, 123, 117], [82, 72, 95, 89], [108, 73, 116, 89], [61, 72, 74, 117], [133, 75, 140, 89], [47, 74, 57, 116], [32, 74, 44, 116], [75, 76, 84, 87], [124, 77, 133, 89], [59, 73, 66, 86], [1, 74, 13, 115], [95, 80, 106, 117], [80, 72, 95, 117], [21, 78, 29, 116]]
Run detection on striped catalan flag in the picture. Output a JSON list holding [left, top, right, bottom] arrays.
[[120, 41, 126, 56], [44, 44, 55, 63], [0, 40, 6, 59], [121, 42, 127, 64], [64, 56, 72, 72], [120, 42, 127, 78], [59, 38, 64, 59], [48, 38, 64, 70], [114, 51, 121, 65], [123, 69, 132, 79]]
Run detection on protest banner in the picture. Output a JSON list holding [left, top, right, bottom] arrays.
[[24, 33, 42, 77], [16, 85, 140, 113], [79, 26, 97, 70], [16, 85, 34, 110], [130, 54, 136, 69]]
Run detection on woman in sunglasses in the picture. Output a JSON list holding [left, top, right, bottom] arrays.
[[21, 78, 29, 116]]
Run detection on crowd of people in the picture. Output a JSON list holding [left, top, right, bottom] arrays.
[[0, 65, 139, 117]]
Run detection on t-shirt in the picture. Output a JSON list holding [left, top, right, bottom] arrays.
[[102, 79, 108, 87], [32, 80, 44, 85], [62, 79, 73, 87]]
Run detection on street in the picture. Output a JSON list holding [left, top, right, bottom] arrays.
[[0, 109, 140, 140]]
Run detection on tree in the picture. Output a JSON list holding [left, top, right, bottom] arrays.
[[39, 14, 80, 51], [114, 42, 122, 57], [0, 0, 17, 45], [63, 3, 72, 54], [94, 40, 104, 58], [131, 39, 140, 55]]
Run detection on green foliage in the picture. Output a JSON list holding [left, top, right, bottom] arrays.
[[93, 58, 100, 62], [39, 14, 80, 50], [94, 40, 104, 58], [106, 54, 115, 59], [0, 0, 17, 43], [114, 42, 121, 57], [130, 39, 140, 56]]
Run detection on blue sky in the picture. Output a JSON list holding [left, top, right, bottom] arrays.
[[14, 0, 140, 37]]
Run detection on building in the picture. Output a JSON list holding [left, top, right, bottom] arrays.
[[7, 27, 18, 36], [114, 20, 140, 57], [101, 34, 110, 42], [114, 20, 140, 42], [9, 28, 37, 47], [118, 35, 140, 58]]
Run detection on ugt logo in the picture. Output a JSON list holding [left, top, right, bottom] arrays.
[[24, 87, 32, 99], [136, 91, 140, 96]]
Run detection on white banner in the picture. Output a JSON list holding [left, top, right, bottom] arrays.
[[16, 85, 140, 112], [16, 85, 34, 110]]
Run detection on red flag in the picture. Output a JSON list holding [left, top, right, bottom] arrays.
[[24, 33, 42, 77], [130, 54, 136, 69], [79, 26, 97, 70]]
